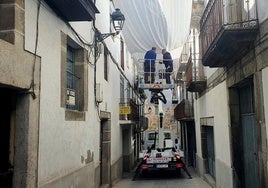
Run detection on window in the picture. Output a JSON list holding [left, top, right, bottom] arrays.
[[148, 132, 158, 141], [66, 46, 79, 110], [163, 132, 171, 139], [61, 32, 88, 121], [119, 76, 126, 120], [120, 38, 124, 70], [120, 75, 124, 102], [126, 46, 130, 69], [104, 47, 109, 81], [126, 86, 130, 100]]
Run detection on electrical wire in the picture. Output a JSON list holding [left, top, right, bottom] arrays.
[[38, 0, 144, 105], [29, 0, 42, 99]]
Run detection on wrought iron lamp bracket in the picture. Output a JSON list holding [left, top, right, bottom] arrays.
[[95, 31, 119, 42]]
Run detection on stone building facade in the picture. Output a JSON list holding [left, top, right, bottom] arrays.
[[0, 0, 142, 187], [181, 0, 268, 187]]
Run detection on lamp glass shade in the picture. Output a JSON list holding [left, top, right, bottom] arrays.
[[111, 8, 125, 31]]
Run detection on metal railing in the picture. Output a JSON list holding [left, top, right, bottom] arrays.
[[137, 59, 174, 86], [185, 53, 206, 87], [200, 0, 258, 57], [174, 99, 194, 120]]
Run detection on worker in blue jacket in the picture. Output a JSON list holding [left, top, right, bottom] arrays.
[[144, 47, 157, 83], [162, 49, 173, 84]]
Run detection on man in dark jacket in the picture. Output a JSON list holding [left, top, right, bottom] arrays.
[[162, 49, 173, 84], [144, 47, 157, 83]]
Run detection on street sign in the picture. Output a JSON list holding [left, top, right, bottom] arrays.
[[119, 106, 131, 114]]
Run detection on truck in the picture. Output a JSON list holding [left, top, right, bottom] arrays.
[[133, 62, 190, 180], [142, 129, 175, 150], [133, 129, 192, 180]]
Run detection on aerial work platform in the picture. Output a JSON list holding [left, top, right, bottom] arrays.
[[137, 59, 174, 90], [139, 83, 174, 90]]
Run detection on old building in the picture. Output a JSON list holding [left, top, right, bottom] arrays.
[[175, 0, 268, 187], [174, 0, 205, 169], [0, 0, 144, 187]]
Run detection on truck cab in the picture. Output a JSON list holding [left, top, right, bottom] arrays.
[[142, 129, 175, 150]]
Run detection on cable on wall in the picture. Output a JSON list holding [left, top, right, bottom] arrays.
[[29, 0, 42, 99]]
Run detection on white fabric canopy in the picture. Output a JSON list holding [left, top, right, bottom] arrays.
[[114, 0, 192, 57]]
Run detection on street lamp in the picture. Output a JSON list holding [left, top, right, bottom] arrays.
[[95, 8, 125, 42], [111, 8, 125, 32], [93, 8, 125, 105]]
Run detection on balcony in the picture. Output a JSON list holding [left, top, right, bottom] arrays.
[[200, 0, 258, 67], [174, 99, 194, 121], [44, 0, 99, 21], [119, 99, 140, 122], [185, 54, 206, 92]]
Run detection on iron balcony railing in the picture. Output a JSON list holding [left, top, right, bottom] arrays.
[[174, 99, 194, 121], [200, 0, 258, 67], [185, 53, 206, 92]]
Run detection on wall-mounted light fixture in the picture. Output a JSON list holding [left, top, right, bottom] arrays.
[[95, 8, 125, 42], [93, 8, 125, 106]]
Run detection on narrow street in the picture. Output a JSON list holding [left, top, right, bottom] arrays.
[[1, 0, 268, 187], [113, 168, 212, 188]]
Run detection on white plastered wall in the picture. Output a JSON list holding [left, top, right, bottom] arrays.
[[257, 0, 268, 23], [195, 81, 231, 165], [93, 0, 137, 167], [24, 0, 125, 185]]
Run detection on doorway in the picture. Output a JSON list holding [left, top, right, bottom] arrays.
[[99, 118, 111, 186], [180, 121, 196, 167], [0, 88, 16, 188], [122, 128, 131, 172], [230, 78, 260, 188], [187, 121, 196, 167], [201, 125, 216, 178]]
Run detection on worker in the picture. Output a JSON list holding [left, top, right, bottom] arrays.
[[162, 49, 173, 84], [144, 47, 157, 83]]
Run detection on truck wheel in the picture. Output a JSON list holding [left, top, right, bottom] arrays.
[[176, 168, 181, 176], [141, 169, 148, 177]]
